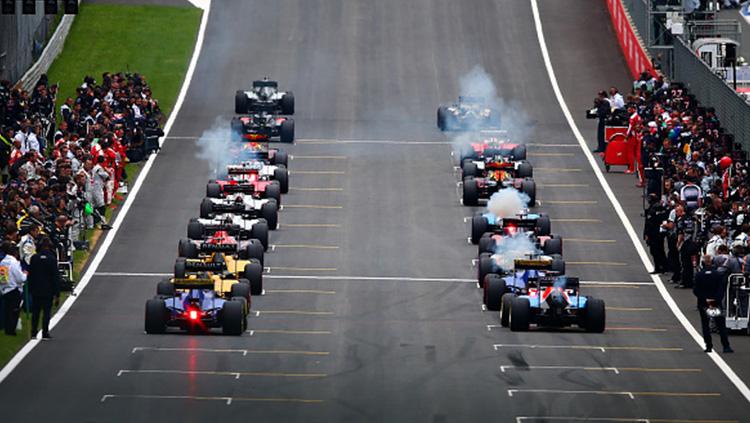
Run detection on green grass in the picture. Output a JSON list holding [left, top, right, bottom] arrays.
[[0, 4, 201, 367]]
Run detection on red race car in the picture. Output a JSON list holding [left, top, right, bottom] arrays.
[[458, 136, 527, 167], [230, 113, 294, 143], [206, 171, 282, 205]]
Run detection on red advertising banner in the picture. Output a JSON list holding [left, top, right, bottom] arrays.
[[607, 0, 656, 78]]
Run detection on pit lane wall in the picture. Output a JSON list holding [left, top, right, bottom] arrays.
[[607, 0, 656, 78]]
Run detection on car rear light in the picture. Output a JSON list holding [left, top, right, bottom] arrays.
[[188, 310, 199, 321]]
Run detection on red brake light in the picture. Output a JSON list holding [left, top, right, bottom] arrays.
[[189, 310, 199, 321]]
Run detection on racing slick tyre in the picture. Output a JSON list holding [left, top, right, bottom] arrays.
[[145, 299, 167, 334], [222, 300, 245, 336], [261, 200, 279, 230], [272, 150, 288, 167], [517, 161, 533, 178], [243, 261, 263, 296], [230, 296, 249, 331], [535, 214, 551, 236], [478, 253, 494, 287], [463, 177, 479, 206], [584, 297, 606, 333], [500, 294, 513, 327], [510, 297, 531, 332], [437, 106, 448, 131], [281, 92, 295, 115], [471, 215, 488, 244], [280, 119, 295, 143], [521, 178, 536, 207], [241, 239, 265, 265], [484, 274, 506, 311], [542, 236, 563, 256], [206, 182, 222, 198], [478, 235, 495, 255], [156, 280, 175, 297], [274, 166, 289, 194], [512, 144, 527, 161], [231, 280, 251, 303], [230, 118, 243, 142], [235, 90, 247, 114], [174, 258, 187, 279], [250, 220, 269, 251], [178, 239, 199, 258], [265, 182, 282, 205], [200, 198, 214, 219], [550, 255, 565, 275], [463, 161, 479, 179], [187, 221, 204, 240]]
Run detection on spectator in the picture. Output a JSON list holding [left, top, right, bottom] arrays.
[[693, 255, 732, 353], [608, 86, 625, 110], [0, 241, 27, 335], [645, 194, 669, 273], [593, 91, 610, 153], [27, 237, 60, 339]]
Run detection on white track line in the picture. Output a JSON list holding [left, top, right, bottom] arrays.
[[530, 0, 750, 403], [0, 2, 213, 385]]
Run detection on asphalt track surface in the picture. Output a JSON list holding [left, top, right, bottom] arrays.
[[0, 0, 749, 421]]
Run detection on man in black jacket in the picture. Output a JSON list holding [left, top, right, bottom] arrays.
[[693, 255, 732, 353], [27, 237, 60, 339]]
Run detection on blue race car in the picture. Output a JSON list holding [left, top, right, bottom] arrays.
[[145, 277, 248, 335], [503, 274, 606, 333], [483, 257, 563, 311]]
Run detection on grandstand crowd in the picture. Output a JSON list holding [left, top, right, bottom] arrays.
[[0, 72, 163, 336]]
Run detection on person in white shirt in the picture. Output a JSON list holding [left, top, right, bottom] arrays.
[[704, 225, 728, 257], [608, 87, 625, 110], [0, 242, 28, 335]]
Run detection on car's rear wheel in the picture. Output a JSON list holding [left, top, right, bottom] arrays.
[[178, 239, 198, 258], [187, 221, 204, 240], [231, 280, 251, 302], [522, 178, 536, 208], [156, 280, 175, 297], [500, 294, 513, 327], [437, 106, 447, 130], [222, 300, 245, 336], [550, 256, 565, 274], [512, 144, 527, 161], [281, 92, 294, 115], [272, 150, 288, 167], [261, 200, 278, 230], [280, 119, 294, 143], [463, 161, 479, 179], [517, 161, 533, 179], [200, 198, 214, 219], [463, 177, 479, 206], [206, 182, 222, 198], [478, 253, 494, 287], [241, 239, 264, 265], [235, 90, 247, 114], [543, 236, 563, 256], [250, 221, 269, 251], [243, 261, 263, 296], [274, 166, 289, 194], [265, 182, 281, 205], [145, 299, 167, 334], [174, 258, 187, 278], [478, 234, 495, 255], [535, 214, 551, 236], [484, 274, 506, 311], [584, 297, 606, 333], [510, 297, 531, 332], [471, 215, 488, 244]]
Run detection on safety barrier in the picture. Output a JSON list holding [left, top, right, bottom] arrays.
[[606, 0, 656, 78]]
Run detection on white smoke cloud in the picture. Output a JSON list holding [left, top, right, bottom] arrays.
[[492, 233, 541, 270], [194, 117, 242, 176], [487, 188, 530, 218], [451, 65, 532, 154]]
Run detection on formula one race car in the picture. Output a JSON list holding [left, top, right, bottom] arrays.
[[473, 216, 562, 258], [235, 78, 294, 115], [458, 136, 526, 165], [179, 229, 265, 265], [201, 196, 279, 230], [144, 277, 247, 335], [462, 155, 533, 180], [471, 211, 551, 244], [225, 160, 289, 194], [463, 172, 536, 207], [504, 274, 606, 333], [478, 250, 564, 288], [174, 248, 264, 296], [483, 257, 557, 311], [437, 97, 499, 131], [227, 142, 289, 167], [206, 176, 281, 205], [230, 113, 294, 143], [187, 215, 269, 251]]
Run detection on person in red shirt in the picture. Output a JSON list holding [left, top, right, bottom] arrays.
[[625, 104, 642, 176]]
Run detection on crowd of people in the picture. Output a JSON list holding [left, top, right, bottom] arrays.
[[594, 70, 749, 352], [0, 71, 164, 338]]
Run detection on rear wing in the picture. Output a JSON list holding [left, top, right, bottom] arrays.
[[501, 217, 538, 230], [538, 276, 579, 289], [171, 278, 215, 290], [197, 242, 237, 253], [183, 259, 227, 272], [226, 166, 261, 175], [514, 258, 553, 270], [221, 184, 256, 194]]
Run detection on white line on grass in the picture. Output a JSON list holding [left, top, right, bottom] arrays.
[[530, 0, 750, 403], [0, 1, 213, 385]]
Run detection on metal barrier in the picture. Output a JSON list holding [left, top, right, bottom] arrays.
[[0, 10, 56, 83], [685, 19, 742, 43], [673, 36, 750, 150], [17, 12, 77, 92]]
